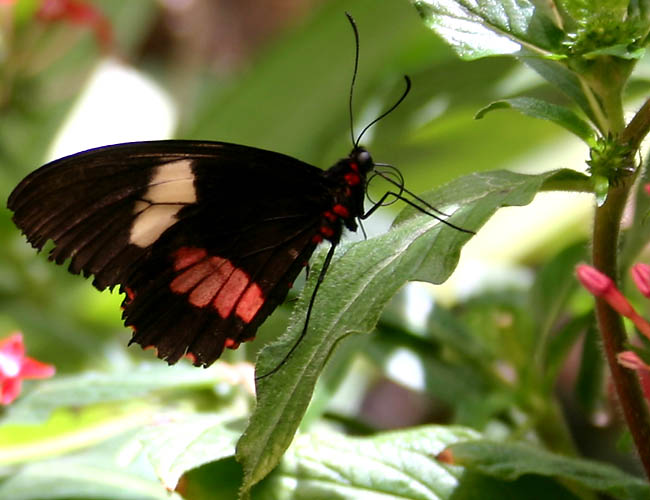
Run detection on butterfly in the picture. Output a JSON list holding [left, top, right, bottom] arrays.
[[7, 15, 472, 374]]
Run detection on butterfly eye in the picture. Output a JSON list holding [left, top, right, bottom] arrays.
[[355, 149, 373, 171]]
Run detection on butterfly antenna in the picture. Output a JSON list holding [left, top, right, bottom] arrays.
[[346, 12, 360, 147], [354, 75, 411, 148]]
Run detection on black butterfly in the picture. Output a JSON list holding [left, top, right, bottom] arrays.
[[7, 15, 472, 373]]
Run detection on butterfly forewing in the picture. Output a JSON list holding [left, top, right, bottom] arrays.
[[8, 140, 334, 366]]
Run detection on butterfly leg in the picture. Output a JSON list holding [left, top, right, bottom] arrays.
[[255, 243, 336, 380]]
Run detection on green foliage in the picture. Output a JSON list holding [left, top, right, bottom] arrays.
[[450, 440, 650, 499], [2, 0, 650, 499]]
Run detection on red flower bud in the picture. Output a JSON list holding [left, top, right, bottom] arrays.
[[632, 263, 650, 299]]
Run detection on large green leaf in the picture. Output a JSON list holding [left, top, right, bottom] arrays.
[[253, 426, 585, 499], [413, 0, 565, 60], [256, 425, 480, 499], [236, 167, 590, 494], [450, 440, 650, 500], [0, 432, 183, 500], [136, 413, 243, 491]]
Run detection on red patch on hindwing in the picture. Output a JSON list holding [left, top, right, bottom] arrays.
[[189, 259, 234, 307], [213, 268, 249, 318], [224, 338, 240, 349], [168, 247, 266, 322], [236, 283, 265, 323], [173, 247, 208, 271], [170, 256, 230, 297]]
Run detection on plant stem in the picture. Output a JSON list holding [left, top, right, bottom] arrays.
[[592, 178, 650, 478], [622, 98, 650, 151]]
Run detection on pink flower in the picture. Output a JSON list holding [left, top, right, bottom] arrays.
[[632, 263, 650, 299], [576, 265, 635, 316], [0, 333, 55, 405], [618, 351, 650, 371], [645, 183, 650, 196], [576, 264, 650, 339], [618, 351, 650, 401]]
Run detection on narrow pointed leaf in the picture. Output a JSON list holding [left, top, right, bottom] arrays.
[[522, 58, 597, 124], [475, 97, 596, 145]]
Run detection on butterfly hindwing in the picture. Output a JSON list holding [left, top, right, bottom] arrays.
[[8, 140, 335, 365]]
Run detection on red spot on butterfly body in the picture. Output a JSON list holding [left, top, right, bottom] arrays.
[[312, 234, 323, 244], [344, 172, 361, 186], [332, 204, 350, 218], [323, 210, 337, 222], [320, 226, 335, 238]]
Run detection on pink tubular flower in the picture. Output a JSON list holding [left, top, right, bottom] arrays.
[[0, 333, 55, 405], [576, 265, 635, 315], [632, 263, 650, 299], [618, 351, 650, 371], [576, 264, 650, 339], [618, 351, 650, 401]]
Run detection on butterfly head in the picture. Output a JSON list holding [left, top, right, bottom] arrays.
[[350, 146, 374, 174]]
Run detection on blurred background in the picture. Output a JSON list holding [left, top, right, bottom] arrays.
[[1, 0, 648, 483]]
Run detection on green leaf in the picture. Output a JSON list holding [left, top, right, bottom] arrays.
[[475, 97, 596, 145], [522, 58, 597, 124], [256, 425, 481, 499], [236, 168, 590, 494], [413, 0, 565, 60], [529, 241, 588, 381], [450, 440, 650, 500], [136, 413, 243, 491], [1, 362, 233, 423], [558, 0, 629, 29], [0, 433, 183, 500], [583, 44, 646, 60], [574, 323, 605, 416], [543, 313, 593, 390]]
